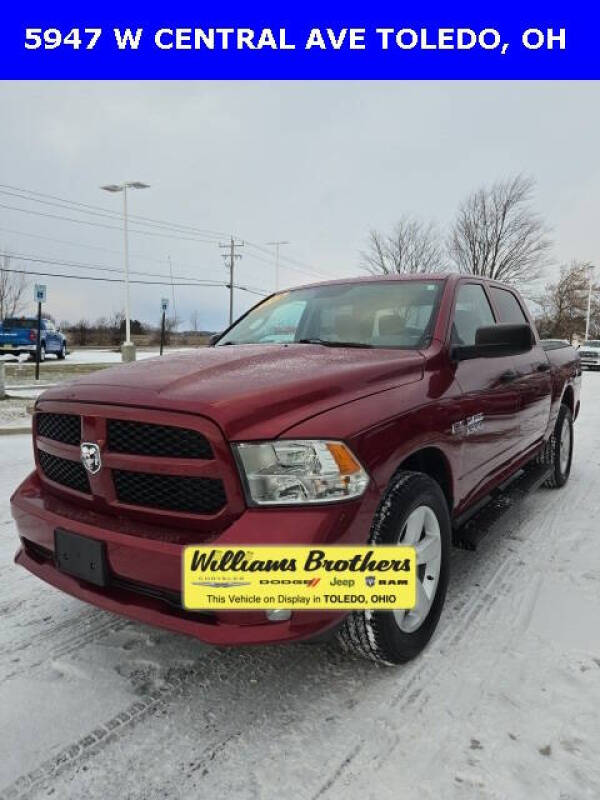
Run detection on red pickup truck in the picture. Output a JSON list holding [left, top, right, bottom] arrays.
[[11, 274, 581, 665]]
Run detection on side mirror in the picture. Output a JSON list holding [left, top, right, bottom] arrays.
[[208, 333, 221, 346], [452, 324, 534, 362]]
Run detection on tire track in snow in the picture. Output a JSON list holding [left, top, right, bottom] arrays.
[[2, 404, 597, 800], [312, 459, 596, 798], [0, 606, 130, 684], [3, 489, 549, 800], [0, 643, 326, 800]]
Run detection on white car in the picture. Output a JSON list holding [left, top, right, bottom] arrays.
[[578, 340, 600, 369]]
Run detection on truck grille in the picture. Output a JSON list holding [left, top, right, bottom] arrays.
[[38, 450, 91, 494], [113, 469, 226, 514], [34, 406, 239, 526], [107, 419, 213, 459], [37, 413, 81, 446]]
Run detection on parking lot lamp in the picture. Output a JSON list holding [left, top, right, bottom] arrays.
[[100, 182, 150, 361]]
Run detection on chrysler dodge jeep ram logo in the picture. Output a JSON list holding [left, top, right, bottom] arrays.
[[192, 581, 252, 588], [80, 442, 102, 475]]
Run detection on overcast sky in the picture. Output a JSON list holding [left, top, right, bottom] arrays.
[[1, 81, 599, 331]]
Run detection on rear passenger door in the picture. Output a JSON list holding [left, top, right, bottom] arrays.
[[488, 286, 552, 451], [450, 283, 522, 500]]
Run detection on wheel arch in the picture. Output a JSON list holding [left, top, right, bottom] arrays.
[[396, 446, 454, 512], [561, 383, 575, 415]]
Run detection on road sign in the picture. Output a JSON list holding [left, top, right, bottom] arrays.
[[160, 297, 169, 313], [34, 284, 47, 303]]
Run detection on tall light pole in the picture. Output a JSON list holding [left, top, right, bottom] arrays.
[[267, 240, 290, 291], [101, 181, 150, 361], [585, 265, 596, 341]]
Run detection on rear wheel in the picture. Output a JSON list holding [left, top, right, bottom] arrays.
[[536, 403, 573, 488], [29, 344, 46, 363], [337, 471, 450, 665]]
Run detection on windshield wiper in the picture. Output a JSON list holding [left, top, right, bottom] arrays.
[[296, 338, 373, 349]]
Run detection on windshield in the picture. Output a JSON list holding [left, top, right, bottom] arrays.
[[218, 280, 443, 349]]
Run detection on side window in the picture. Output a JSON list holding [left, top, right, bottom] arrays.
[[490, 288, 528, 324], [452, 284, 495, 346]]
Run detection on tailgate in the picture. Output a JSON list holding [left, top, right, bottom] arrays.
[[0, 329, 31, 345]]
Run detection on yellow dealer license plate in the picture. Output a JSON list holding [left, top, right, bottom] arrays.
[[182, 546, 416, 611]]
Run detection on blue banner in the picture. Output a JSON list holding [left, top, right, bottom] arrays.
[[0, 0, 596, 78]]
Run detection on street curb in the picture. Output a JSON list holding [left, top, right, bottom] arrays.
[[0, 426, 32, 436]]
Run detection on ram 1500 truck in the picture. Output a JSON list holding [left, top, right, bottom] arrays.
[[0, 317, 68, 360], [11, 274, 581, 664]]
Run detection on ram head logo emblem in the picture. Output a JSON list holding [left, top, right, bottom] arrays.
[[80, 442, 102, 475]]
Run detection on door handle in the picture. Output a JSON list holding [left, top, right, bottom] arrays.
[[536, 362, 551, 372], [499, 369, 518, 383]]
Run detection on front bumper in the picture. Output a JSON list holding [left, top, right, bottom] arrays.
[[11, 470, 378, 645]]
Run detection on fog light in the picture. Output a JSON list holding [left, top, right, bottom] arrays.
[[266, 609, 292, 622]]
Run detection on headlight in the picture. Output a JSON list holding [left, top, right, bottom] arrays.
[[233, 440, 369, 505]]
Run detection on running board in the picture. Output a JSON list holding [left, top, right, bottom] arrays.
[[452, 464, 552, 551]]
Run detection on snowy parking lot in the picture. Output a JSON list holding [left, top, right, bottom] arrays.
[[0, 347, 198, 367], [1, 375, 600, 799]]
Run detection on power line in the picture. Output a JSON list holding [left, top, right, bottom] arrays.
[[0, 225, 230, 276], [0, 251, 268, 295], [0, 202, 224, 245], [0, 182, 344, 281], [0, 266, 267, 295], [0, 184, 227, 240]]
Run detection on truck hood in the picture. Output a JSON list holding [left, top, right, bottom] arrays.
[[41, 344, 424, 439]]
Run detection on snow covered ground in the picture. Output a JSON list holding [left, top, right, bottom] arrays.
[[0, 347, 198, 367], [1, 375, 599, 799]]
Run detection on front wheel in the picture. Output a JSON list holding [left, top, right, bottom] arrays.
[[337, 471, 450, 665], [57, 343, 67, 360]]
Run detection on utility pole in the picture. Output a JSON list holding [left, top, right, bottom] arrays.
[[585, 265, 596, 341], [267, 240, 290, 291], [168, 255, 177, 327], [219, 237, 244, 325]]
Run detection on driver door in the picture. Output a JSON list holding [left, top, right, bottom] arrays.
[[450, 282, 522, 504]]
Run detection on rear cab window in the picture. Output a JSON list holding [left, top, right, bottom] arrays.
[[489, 287, 528, 324]]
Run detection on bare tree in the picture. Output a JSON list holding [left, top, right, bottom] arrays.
[[448, 174, 552, 285], [535, 262, 598, 343], [0, 253, 28, 319], [361, 215, 447, 275]]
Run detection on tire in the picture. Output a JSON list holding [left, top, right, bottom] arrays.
[[57, 343, 67, 360], [536, 403, 573, 488], [337, 471, 451, 666], [30, 344, 46, 362]]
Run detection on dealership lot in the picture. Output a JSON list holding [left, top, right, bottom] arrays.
[[1, 375, 599, 799]]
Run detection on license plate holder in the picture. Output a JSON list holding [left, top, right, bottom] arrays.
[[54, 529, 109, 587]]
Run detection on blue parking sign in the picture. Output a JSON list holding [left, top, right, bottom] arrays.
[[34, 284, 47, 303]]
